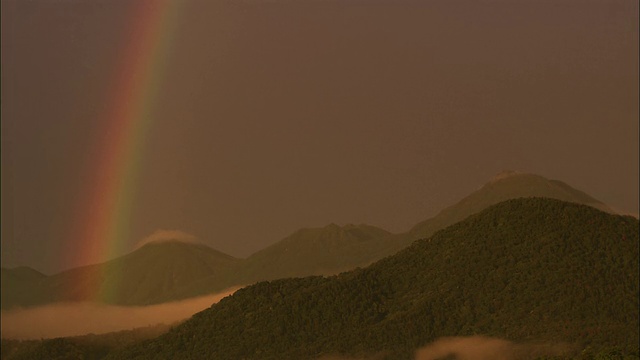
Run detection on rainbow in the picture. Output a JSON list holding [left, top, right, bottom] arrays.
[[68, 0, 184, 301]]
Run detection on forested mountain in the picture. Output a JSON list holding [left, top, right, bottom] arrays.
[[102, 198, 639, 360], [1, 172, 620, 309], [400, 171, 613, 250], [196, 172, 618, 299], [1, 324, 173, 360]]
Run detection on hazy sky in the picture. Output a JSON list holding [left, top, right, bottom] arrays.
[[2, 0, 638, 274]]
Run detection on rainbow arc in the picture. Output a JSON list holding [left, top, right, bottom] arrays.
[[68, 0, 184, 301]]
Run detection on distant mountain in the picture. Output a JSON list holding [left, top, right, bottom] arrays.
[[1, 267, 47, 294], [57, 240, 240, 306], [174, 224, 392, 299], [1, 240, 241, 309], [359, 171, 616, 261], [1, 266, 46, 282], [1, 267, 48, 309], [410, 171, 612, 239], [107, 198, 639, 360], [241, 223, 391, 280], [217, 172, 617, 291], [2, 172, 620, 310]]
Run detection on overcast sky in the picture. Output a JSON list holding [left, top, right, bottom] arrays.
[[2, 0, 638, 274]]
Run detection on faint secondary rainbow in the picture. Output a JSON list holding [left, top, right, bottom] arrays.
[[68, 0, 184, 301]]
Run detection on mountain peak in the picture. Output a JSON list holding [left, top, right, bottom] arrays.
[[409, 172, 614, 240]]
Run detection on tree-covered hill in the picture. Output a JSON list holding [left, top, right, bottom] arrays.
[[401, 171, 613, 250], [2, 173, 618, 310], [182, 172, 619, 301], [105, 198, 639, 360], [1, 324, 173, 360]]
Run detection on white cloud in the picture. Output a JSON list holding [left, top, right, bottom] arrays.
[[134, 229, 201, 249]]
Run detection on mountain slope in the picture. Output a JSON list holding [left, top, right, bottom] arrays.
[[1, 323, 172, 360], [54, 240, 241, 306], [1, 267, 46, 282], [1, 267, 48, 309], [204, 172, 617, 293], [373, 171, 613, 254], [1, 172, 620, 310], [108, 198, 639, 360], [242, 223, 391, 279], [1, 240, 241, 309], [173, 223, 392, 299]]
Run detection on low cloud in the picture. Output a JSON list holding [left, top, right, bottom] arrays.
[[414, 336, 574, 360], [134, 229, 201, 249], [1, 288, 239, 339], [319, 336, 575, 360]]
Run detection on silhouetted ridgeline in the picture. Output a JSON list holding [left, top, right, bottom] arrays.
[[96, 198, 637, 360], [1, 172, 619, 310], [1, 324, 172, 360]]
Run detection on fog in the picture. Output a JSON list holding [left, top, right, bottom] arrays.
[[0, 288, 238, 339], [319, 336, 574, 360], [414, 336, 574, 360]]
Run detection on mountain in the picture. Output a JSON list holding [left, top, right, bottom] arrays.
[[1, 240, 241, 309], [372, 171, 615, 256], [1, 323, 172, 360], [240, 223, 391, 279], [106, 198, 639, 360], [54, 240, 241, 306], [1, 267, 48, 309], [1, 266, 46, 282], [410, 171, 613, 240], [198, 172, 617, 295], [2, 172, 620, 310], [173, 224, 393, 299]]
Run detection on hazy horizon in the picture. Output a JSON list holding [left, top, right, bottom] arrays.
[[2, 0, 638, 274]]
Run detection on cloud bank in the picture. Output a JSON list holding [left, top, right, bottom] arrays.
[[1, 288, 239, 339]]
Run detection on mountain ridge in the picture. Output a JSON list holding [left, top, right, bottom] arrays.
[[410, 172, 613, 238], [1, 172, 620, 309], [104, 198, 639, 359], [1, 241, 242, 309]]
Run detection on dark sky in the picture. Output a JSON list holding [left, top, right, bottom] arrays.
[[2, 0, 638, 274]]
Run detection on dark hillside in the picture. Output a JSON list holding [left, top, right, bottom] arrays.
[[2, 173, 619, 310], [408, 171, 613, 241], [1, 324, 172, 360], [1, 267, 49, 309], [107, 198, 638, 360]]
